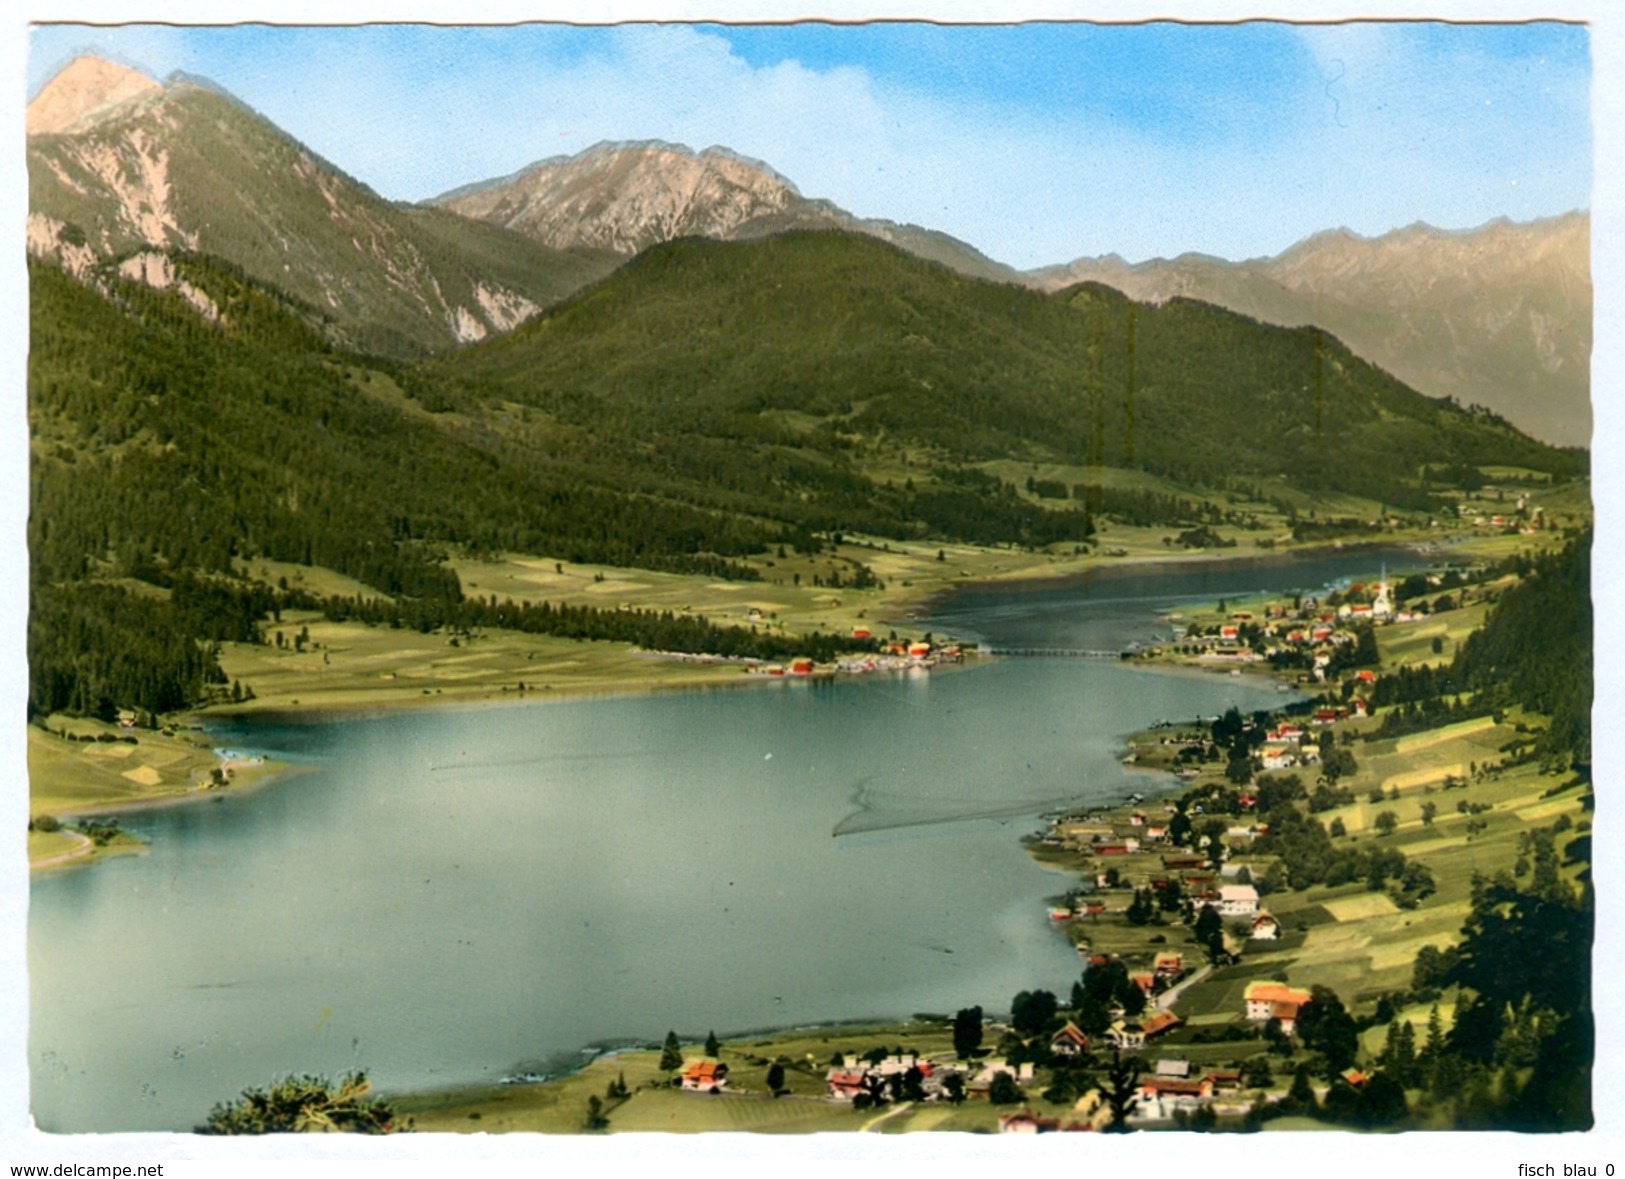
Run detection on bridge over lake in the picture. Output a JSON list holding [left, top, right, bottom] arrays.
[[983, 646, 1129, 660]]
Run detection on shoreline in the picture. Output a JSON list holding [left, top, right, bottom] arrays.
[[25, 721, 307, 872], [201, 535, 1425, 728]]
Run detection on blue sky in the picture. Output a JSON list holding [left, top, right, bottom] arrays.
[[25, 19, 1589, 268]]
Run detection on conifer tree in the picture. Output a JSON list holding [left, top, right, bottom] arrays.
[[659, 1031, 683, 1074]]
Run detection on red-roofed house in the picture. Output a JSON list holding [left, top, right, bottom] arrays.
[[1050, 1022, 1091, 1059], [1153, 951, 1184, 979], [1244, 982, 1313, 1033], [825, 1070, 866, 1100], [681, 1061, 730, 1092]]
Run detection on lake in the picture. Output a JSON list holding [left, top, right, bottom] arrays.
[[28, 547, 1415, 1131]]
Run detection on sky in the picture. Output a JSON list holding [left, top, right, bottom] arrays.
[[23, 17, 1592, 269]]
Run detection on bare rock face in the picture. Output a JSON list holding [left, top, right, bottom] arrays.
[[440, 141, 802, 255], [435, 140, 1021, 284], [26, 56, 162, 136], [1028, 214, 1592, 447], [27, 56, 605, 357]]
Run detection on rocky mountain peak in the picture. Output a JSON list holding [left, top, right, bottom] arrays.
[[27, 55, 162, 136], [434, 139, 805, 255]]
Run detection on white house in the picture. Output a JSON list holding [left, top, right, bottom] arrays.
[[1217, 883, 1259, 916]]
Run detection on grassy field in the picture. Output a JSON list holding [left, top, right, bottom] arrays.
[[211, 613, 755, 717], [397, 1022, 996, 1134], [25, 715, 297, 869], [27, 719, 286, 818]]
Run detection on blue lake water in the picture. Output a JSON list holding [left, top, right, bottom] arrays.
[[29, 548, 1415, 1131]]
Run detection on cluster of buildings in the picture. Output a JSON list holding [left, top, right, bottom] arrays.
[[1176, 577, 1432, 683], [823, 1052, 1025, 1103], [834, 636, 963, 675], [1040, 810, 1285, 933], [1458, 493, 1545, 534], [676, 969, 1316, 1128]]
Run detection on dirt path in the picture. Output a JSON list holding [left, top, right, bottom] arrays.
[[29, 830, 93, 872], [860, 1100, 915, 1132]]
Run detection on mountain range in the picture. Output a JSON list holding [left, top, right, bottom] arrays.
[[27, 56, 1590, 447], [1030, 214, 1592, 447]]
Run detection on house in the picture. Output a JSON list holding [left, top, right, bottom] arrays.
[[1093, 840, 1139, 856], [1205, 1070, 1244, 1093], [790, 658, 815, 676], [1218, 883, 1260, 916], [825, 1070, 869, 1101], [681, 1061, 729, 1092], [1153, 1059, 1192, 1079], [1268, 1000, 1307, 1034], [1244, 982, 1313, 1033], [1050, 1022, 1091, 1059], [1250, 912, 1282, 940], [1105, 1020, 1146, 1051], [1261, 743, 1295, 770], [1138, 1076, 1211, 1102], [1129, 971, 1157, 996], [1103, 1010, 1181, 1052], [1134, 1076, 1213, 1119], [1153, 951, 1184, 979]]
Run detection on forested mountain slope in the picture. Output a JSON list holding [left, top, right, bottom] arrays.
[[419, 231, 1583, 509]]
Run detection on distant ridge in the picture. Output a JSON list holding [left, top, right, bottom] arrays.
[[1028, 212, 1591, 447]]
